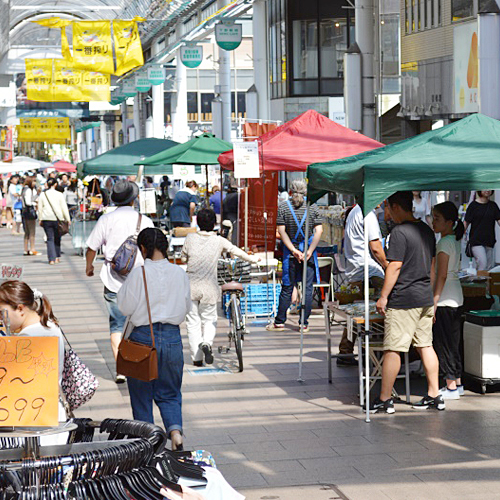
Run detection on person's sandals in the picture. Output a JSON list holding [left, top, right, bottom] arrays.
[[193, 360, 203, 367], [49, 261, 55, 265], [30, 251, 42, 256], [266, 323, 285, 331]]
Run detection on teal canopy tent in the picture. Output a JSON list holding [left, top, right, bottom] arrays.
[[307, 114, 500, 215], [80, 138, 179, 176]]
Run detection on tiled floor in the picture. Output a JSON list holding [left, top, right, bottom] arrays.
[[4, 228, 500, 499]]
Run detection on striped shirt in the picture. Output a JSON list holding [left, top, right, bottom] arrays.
[[276, 201, 322, 242]]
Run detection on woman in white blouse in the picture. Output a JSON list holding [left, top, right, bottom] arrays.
[[117, 228, 191, 451], [21, 176, 41, 256], [181, 208, 260, 367]]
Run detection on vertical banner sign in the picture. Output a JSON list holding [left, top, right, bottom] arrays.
[[53, 59, 83, 102], [215, 21, 243, 51], [135, 73, 152, 92], [114, 18, 145, 76], [0, 336, 59, 427], [233, 141, 260, 179], [123, 79, 137, 97], [238, 173, 279, 252], [4, 126, 13, 161], [148, 65, 166, 85], [17, 119, 36, 142], [54, 118, 71, 140], [454, 22, 479, 113], [81, 71, 111, 101], [37, 119, 53, 141], [72, 21, 114, 74], [25, 59, 53, 102], [180, 44, 203, 68]]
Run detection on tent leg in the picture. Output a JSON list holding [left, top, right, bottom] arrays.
[[220, 168, 224, 222], [364, 216, 371, 423], [298, 201, 311, 383], [206, 164, 210, 207]]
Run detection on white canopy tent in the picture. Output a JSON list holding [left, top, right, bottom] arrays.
[[0, 156, 52, 174]]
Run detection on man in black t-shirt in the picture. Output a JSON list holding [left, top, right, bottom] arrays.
[[372, 191, 445, 414]]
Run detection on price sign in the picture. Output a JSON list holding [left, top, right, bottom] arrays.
[[0, 336, 59, 427], [1, 264, 24, 280], [234, 141, 260, 179]]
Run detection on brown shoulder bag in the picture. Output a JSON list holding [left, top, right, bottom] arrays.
[[116, 267, 158, 382]]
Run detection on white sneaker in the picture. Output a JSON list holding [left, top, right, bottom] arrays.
[[457, 385, 465, 396], [439, 386, 460, 400]]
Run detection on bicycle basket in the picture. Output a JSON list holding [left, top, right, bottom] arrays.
[[217, 259, 252, 285]]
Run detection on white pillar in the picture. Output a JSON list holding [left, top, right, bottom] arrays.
[[356, 0, 376, 139], [121, 101, 129, 144], [133, 93, 141, 141], [152, 82, 165, 138], [100, 121, 108, 154], [479, 13, 500, 119], [218, 0, 232, 141], [252, 0, 270, 120], [172, 51, 189, 143]]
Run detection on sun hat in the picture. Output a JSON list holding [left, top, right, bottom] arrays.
[[111, 179, 139, 206]]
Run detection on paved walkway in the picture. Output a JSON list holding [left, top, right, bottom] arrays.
[[3, 228, 500, 500]]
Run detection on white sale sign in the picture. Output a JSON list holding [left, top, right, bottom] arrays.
[[233, 141, 260, 179]]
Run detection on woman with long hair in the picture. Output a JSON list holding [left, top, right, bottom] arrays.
[[432, 201, 465, 399], [38, 178, 71, 265], [464, 190, 500, 270], [117, 228, 191, 450], [0, 281, 66, 420], [21, 176, 41, 256]]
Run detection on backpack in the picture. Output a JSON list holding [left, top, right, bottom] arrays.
[[110, 213, 142, 279]]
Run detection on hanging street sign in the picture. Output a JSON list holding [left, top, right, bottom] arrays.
[[215, 21, 242, 51], [148, 65, 166, 85], [123, 79, 137, 97], [135, 73, 152, 92], [180, 44, 203, 68]]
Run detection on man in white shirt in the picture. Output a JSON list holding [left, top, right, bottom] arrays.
[[338, 203, 388, 365], [85, 179, 154, 383]]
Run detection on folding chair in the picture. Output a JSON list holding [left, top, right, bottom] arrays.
[[313, 256, 334, 304], [332, 252, 347, 292]]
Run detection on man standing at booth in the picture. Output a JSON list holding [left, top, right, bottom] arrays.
[[373, 191, 444, 413], [267, 180, 323, 332]]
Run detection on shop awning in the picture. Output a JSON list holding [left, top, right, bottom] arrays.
[[218, 110, 383, 172], [80, 138, 179, 176], [307, 113, 500, 214]]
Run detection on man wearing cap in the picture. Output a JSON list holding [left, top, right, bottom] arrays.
[[85, 180, 154, 383]]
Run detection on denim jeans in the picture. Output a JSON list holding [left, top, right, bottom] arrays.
[[126, 323, 184, 435], [275, 257, 316, 326], [41, 220, 61, 263], [103, 287, 127, 334]]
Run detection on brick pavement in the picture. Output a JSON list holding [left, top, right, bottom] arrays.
[[3, 227, 500, 500]]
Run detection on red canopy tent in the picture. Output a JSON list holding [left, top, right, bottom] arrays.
[[52, 160, 77, 173], [218, 109, 383, 171]]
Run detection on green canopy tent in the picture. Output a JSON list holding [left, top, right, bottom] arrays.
[[307, 113, 500, 214], [80, 138, 179, 176], [304, 113, 500, 422], [138, 132, 233, 206]]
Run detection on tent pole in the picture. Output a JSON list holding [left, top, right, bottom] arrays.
[[244, 184, 249, 251], [364, 215, 371, 423], [205, 164, 210, 207], [220, 167, 224, 223], [298, 200, 311, 383], [136, 164, 144, 184]]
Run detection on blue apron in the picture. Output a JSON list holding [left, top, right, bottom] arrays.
[[282, 200, 320, 286]]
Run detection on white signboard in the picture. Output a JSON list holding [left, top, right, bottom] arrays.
[[454, 22, 478, 113], [139, 189, 157, 214], [234, 141, 260, 179], [215, 22, 243, 51], [173, 164, 195, 178]]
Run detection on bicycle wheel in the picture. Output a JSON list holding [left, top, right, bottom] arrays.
[[230, 295, 244, 372]]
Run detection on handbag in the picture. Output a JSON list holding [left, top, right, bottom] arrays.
[[116, 267, 158, 382], [44, 191, 70, 236], [60, 330, 99, 412], [89, 182, 103, 210], [21, 188, 37, 220]]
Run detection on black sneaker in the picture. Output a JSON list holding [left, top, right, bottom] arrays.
[[199, 343, 214, 365], [412, 394, 446, 411], [193, 360, 204, 367], [369, 397, 395, 414], [336, 355, 358, 366]]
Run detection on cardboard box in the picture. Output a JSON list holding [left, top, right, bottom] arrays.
[[490, 272, 500, 296]]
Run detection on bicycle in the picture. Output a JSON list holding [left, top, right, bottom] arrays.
[[217, 258, 252, 372]]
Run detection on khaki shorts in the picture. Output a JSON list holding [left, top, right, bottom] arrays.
[[384, 306, 434, 352]]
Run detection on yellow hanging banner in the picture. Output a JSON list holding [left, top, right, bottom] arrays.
[[72, 21, 114, 74], [53, 118, 71, 140], [81, 71, 111, 101], [53, 59, 83, 101], [37, 118, 54, 141], [25, 59, 53, 102], [114, 18, 145, 76], [18, 118, 70, 142], [32, 17, 72, 28], [17, 118, 38, 142]]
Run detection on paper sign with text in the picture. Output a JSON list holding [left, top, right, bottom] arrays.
[[234, 141, 260, 179], [0, 336, 59, 427], [1, 264, 23, 281]]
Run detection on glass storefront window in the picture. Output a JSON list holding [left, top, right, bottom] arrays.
[[320, 20, 347, 79], [292, 20, 318, 79], [268, 0, 287, 99]]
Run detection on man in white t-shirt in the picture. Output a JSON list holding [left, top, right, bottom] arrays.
[[338, 203, 388, 365], [85, 179, 154, 383]]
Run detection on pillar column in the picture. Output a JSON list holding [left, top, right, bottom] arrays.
[[252, 0, 270, 120], [172, 50, 189, 143], [133, 93, 141, 141], [218, 0, 232, 142]]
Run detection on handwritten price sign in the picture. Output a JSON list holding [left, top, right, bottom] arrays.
[[0, 336, 59, 427], [1, 264, 24, 280]]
